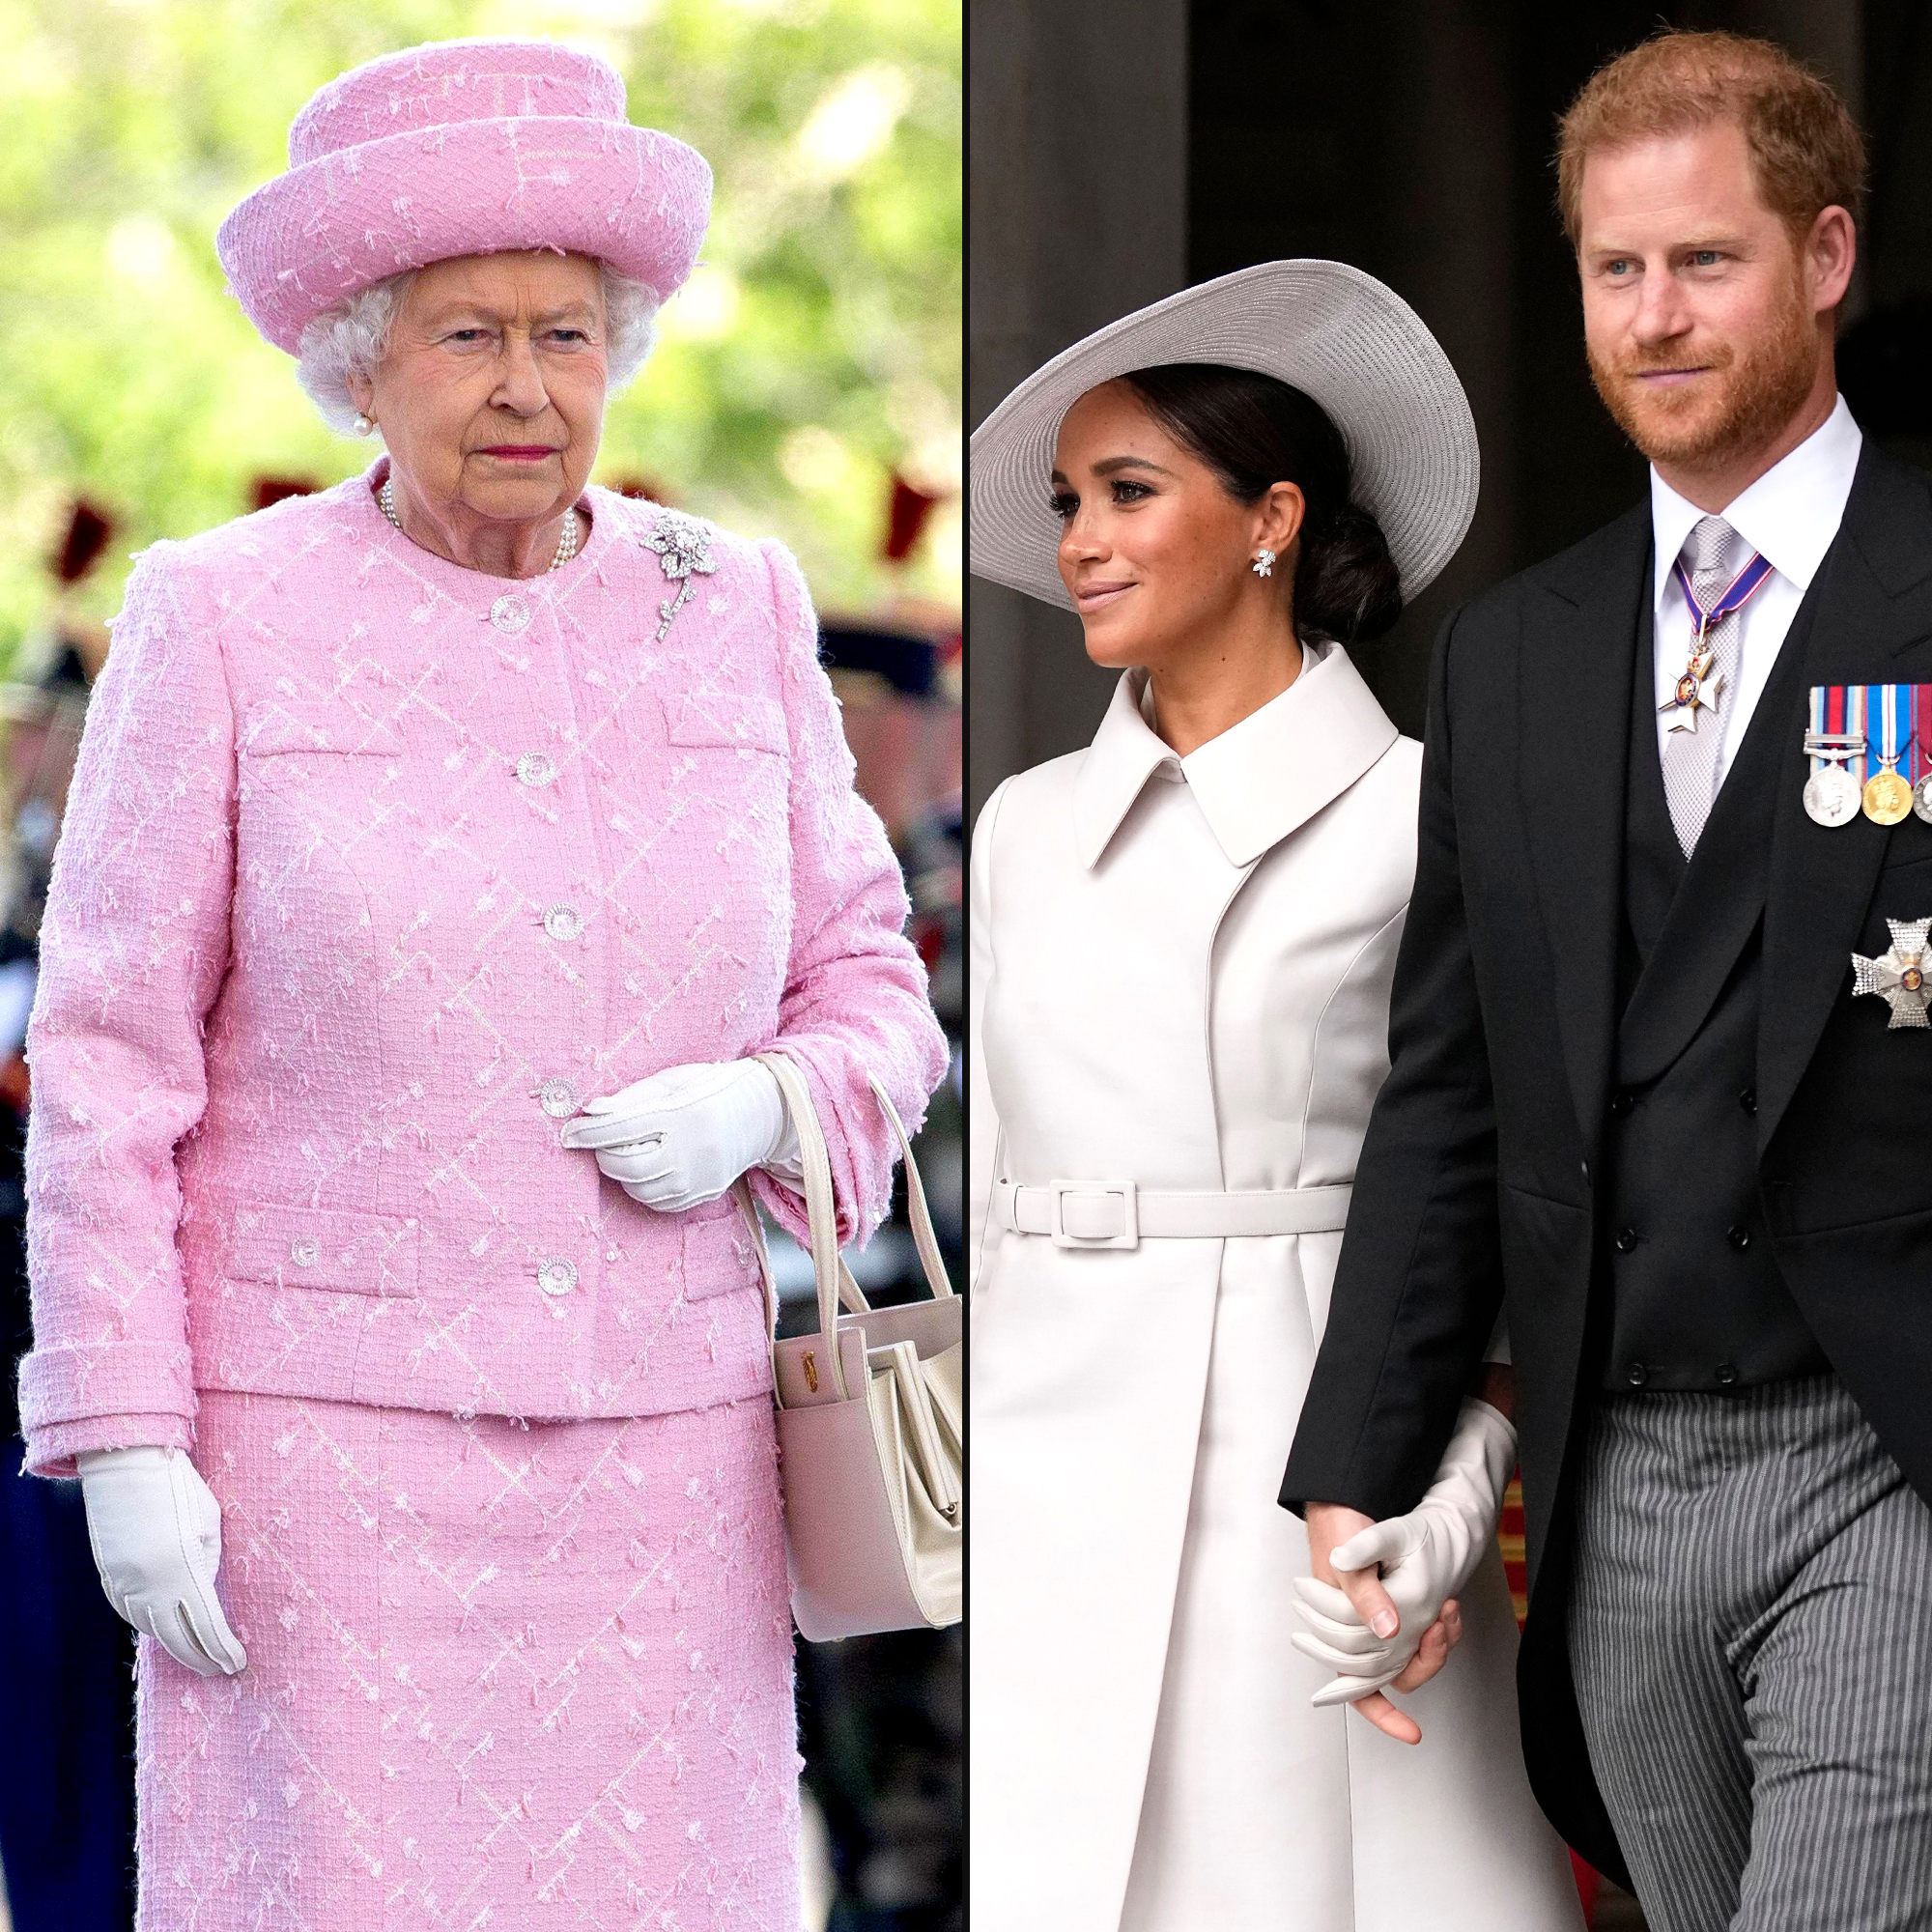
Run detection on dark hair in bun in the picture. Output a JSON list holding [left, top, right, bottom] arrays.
[[1120, 363, 1404, 644]]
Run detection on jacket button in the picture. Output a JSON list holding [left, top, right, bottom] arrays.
[[1739, 1088, 1757, 1114], [291, 1237, 320, 1267], [1614, 1226, 1639, 1253], [542, 903, 583, 943], [516, 751, 557, 788], [537, 1077, 578, 1119], [490, 594, 533, 636], [537, 1258, 578, 1297], [1626, 1362, 1649, 1387], [1610, 1089, 1634, 1118], [1726, 1224, 1751, 1252], [1717, 1363, 1740, 1385]]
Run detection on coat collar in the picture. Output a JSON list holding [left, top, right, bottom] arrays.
[[1072, 641, 1401, 869], [1518, 500, 1653, 1150]]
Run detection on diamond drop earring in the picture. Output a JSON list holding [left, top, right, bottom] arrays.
[[1252, 548, 1276, 579]]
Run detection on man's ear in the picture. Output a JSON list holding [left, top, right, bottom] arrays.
[[1807, 204, 1857, 317]]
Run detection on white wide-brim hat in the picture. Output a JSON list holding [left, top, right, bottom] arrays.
[[971, 260, 1479, 610], [218, 39, 711, 356]]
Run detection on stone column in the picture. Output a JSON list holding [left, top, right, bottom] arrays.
[[966, 0, 1190, 819]]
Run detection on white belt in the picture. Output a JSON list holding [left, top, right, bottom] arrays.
[[989, 1178, 1353, 1250]]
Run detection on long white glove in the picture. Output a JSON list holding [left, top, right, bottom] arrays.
[[558, 1058, 802, 1210], [76, 1445, 248, 1678], [1290, 1397, 1516, 1707]]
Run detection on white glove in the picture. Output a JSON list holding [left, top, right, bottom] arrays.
[[76, 1445, 247, 1678], [558, 1058, 802, 1210], [1290, 1397, 1516, 1707]]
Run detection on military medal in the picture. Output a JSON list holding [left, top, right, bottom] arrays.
[[1804, 684, 1869, 828], [1662, 549, 1774, 733], [1807, 683, 1932, 827], [1864, 683, 1915, 824], [1853, 918, 1932, 1028], [1868, 768, 1914, 824], [1804, 744, 1863, 825]]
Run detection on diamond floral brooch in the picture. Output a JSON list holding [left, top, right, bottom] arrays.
[[642, 511, 718, 643]]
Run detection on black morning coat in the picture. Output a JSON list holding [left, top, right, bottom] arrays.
[[1279, 442, 1932, 1887]]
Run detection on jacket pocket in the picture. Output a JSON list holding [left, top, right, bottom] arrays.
[[1499, 1179, 1587, 1292], [660, 684, 787, 755], [679, 1194, 769, 1300], [222, 1202, 420, 1298], [241, 699, 407, 759], [1871, 847, 1932, 890]]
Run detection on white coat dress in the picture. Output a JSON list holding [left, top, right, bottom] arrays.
[[968, 642, 1583, 1932]]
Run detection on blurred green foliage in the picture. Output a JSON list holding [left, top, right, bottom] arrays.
[[0, 0, 960, 660]]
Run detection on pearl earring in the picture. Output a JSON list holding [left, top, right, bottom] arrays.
[[1252, 548, 1276, 579], [353, 412, 374, 437]]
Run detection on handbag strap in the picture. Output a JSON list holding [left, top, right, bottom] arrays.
[[754, 1054, 953, 1404], [863, 1072, 954, 1305], [758, 1053, 852, 1399]]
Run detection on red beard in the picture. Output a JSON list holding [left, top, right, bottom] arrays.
[[1589, 273, 1818, 473]]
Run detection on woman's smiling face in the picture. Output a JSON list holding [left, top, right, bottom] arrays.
[[1051, 378, 1293, 671]]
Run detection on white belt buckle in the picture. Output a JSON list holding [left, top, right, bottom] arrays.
[[1048, 1179, 1139, 1250]]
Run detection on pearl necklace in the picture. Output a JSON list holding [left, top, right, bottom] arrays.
[[378, 476, 581, 572]]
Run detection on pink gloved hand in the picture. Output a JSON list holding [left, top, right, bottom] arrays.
[[76, 1445, 247, 1678], [559, 1058, 802, 1209]]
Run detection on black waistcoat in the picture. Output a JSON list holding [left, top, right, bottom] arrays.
[[1597, 596, 1831, 1391]]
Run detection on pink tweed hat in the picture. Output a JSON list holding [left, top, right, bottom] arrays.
[[217, 38, 712, 355]]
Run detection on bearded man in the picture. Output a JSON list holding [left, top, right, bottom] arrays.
[[1279, 30, 1932, 1930]]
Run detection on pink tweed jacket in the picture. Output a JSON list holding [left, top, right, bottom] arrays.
[[18, 463, 947, 1477]]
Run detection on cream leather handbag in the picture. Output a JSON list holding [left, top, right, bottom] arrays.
[[741, 1054, 961, 1641]]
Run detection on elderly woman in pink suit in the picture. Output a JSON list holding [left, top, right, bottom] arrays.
[[14, 39, 946, 1932]]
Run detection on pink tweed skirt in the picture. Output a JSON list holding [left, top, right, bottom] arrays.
[[135, 1390, 802, 1931]]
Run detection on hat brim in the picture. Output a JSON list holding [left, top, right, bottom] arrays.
[[970, 260, 1479, 610], [217, 118, 712, 355]]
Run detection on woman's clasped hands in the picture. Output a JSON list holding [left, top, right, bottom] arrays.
[[1291, 1398, 1519, 1742]]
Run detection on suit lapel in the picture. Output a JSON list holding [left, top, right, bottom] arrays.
[[1519, 503, 1651, 1152], [1759, 448, 1932, 1148]]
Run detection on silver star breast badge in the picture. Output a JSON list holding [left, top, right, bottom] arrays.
[[1853, 919, 1932, 1028]]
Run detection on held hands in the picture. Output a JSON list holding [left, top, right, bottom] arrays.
[[76, 1446, 247, 1678], [559, 1058, 802, 1210], [1293, 1398, 1519, 1745]]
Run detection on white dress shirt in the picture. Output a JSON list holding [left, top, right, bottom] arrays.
[[1650, 393, 1863, 787]]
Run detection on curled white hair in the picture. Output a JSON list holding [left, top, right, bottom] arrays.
[[295, 260, 662, 437]]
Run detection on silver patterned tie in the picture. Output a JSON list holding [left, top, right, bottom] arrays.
[[1661, 514, 1744, 856]]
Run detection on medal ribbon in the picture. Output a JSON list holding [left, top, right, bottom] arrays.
[[1810, 685, 1868, 785], [1672, 549, 1776, 641], [1881, 683, 1905, 776], [1915, 685, 1932, 782]]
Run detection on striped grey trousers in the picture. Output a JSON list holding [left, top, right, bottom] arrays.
[[1567, 1376, 1932, 1932]]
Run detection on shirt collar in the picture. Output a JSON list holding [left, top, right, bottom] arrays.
[[1071, 639, 1400, 869], [1650, 393, 1863, 615]]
